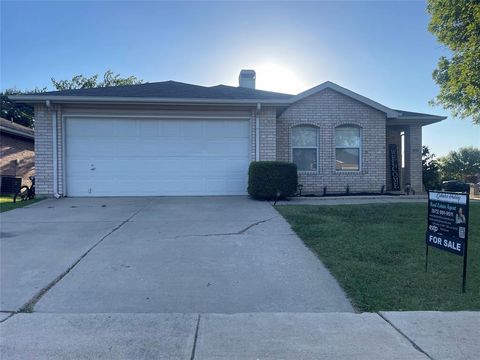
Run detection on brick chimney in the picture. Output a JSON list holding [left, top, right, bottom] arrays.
[[239, 70, 256, 89]]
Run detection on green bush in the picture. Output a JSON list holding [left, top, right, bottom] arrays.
[[248, 161, 298, 200]]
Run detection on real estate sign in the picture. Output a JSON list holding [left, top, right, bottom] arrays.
[[425, 191, 469, 291], [426, 191, 469, 255]]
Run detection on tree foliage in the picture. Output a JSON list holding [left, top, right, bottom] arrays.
[[1, 70, 143, 128], [422, 146, 441, 190], [439, 146, 480, 182], [51, 70, 143, 90], [1, 88, 46, 128], [427, 0, 480, 124]]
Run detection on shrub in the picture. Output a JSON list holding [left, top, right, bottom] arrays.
[[248, 161, 298, 200]]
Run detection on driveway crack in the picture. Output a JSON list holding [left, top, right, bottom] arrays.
[[190, 314, 201, 360], [0, 312, 16, 323], [17, 204, 148, 313], [377, 312, 434, 360], [176, 216, 277, 238]]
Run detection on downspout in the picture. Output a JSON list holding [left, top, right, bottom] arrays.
[[46, 100, 60, 198], [255, 103, 261, 161]]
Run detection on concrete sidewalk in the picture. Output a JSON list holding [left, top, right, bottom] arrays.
[[1, 311, 478, 359]]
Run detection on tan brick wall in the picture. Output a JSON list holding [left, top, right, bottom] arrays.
[[32, 97, 425, 197], [34, 104, 63, 196], [404, 125, 423, 193], [0, 132, 35, 186], [276, 88, 387, 194], [258, 106, 276, 160]]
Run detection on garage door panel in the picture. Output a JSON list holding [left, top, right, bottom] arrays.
[[66, 117, 250, 196], [67, 138, 92, 156], [226, 179, 246, 192], [204, 139, 249, 156], [181, 121, 204, 138], [114, 120, 137, 136], [67, 159, 92, 177], [137, 120, 160, 137], [68, 119, 115, 138], [159, 121, 183, 138], [115, 140, 146, 157]]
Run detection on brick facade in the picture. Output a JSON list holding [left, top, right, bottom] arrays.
[[276, 89, 387, 193], [404, 125, 423, 193], [32, 90, 425, 196], [0, 132, 35, 186], [33, 104, 63, 196], [258, 106, 276, 161]]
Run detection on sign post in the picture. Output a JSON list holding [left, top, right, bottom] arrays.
[[425, 191, 469, 292]]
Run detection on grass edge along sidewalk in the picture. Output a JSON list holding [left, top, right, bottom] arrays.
[[0, 196, 43, 213], [276, 202, 479, 312]]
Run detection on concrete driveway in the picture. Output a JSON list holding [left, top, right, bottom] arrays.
[[0, 197, 352, 313]]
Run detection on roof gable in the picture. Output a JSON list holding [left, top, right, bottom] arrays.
[[290, 81, 400, 118]]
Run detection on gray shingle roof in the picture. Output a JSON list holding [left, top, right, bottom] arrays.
[[9, 80, 446, 123], [34, 81, 293, 101]]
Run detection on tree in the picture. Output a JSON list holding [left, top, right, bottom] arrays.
[[427, 0, 480, 124], [422, 146, 441, 190], [2, 70, 143, 128], [439, 146, 480, 182], [51, 70, 143, 90], [1, 87, 46, 128]]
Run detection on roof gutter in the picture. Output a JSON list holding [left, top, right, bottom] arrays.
[[8, 94, 291, 106], [0, 126, 34, 139], [255, 103, 261, 161]]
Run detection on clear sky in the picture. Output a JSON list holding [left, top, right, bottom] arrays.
[[1, 0, 478, 156]]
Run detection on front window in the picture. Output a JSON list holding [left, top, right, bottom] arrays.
[[292, 126, 318, 171], [335, 125, 361, 171]]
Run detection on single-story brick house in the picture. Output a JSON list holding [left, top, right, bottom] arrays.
[[0, 117, 35, 193], [10, 70, 445, 197]]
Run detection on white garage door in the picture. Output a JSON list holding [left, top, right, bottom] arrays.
[[65, 117, 250, 196]]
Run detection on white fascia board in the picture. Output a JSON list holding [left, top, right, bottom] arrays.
[[8, 95, 290, 106], [289, 81, 401, 118]]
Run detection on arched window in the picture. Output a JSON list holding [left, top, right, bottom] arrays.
[[292, 125, 318, 172], [335, 125, 361, 171]]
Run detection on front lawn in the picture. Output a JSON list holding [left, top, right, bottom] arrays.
[[276, 202, 479, 312], [0, 196, 43, 213]]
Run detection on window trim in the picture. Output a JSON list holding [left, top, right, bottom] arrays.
[[334, 125, 362, 172], [291, 125, 319, 173]]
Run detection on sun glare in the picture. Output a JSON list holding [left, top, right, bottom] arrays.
[[254, 64, 306, 94]]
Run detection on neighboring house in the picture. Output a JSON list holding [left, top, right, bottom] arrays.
[[10, 70, 445, 197], [0, 117, 35, 192]]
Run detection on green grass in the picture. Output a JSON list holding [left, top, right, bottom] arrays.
[[0, 195, 43, 213], [276, 202, 480, 312]]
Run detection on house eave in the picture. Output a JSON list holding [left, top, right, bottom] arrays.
[[0, 126, 35, 140], [8, 95, 291, 106], [387, 116, 447, 126]]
